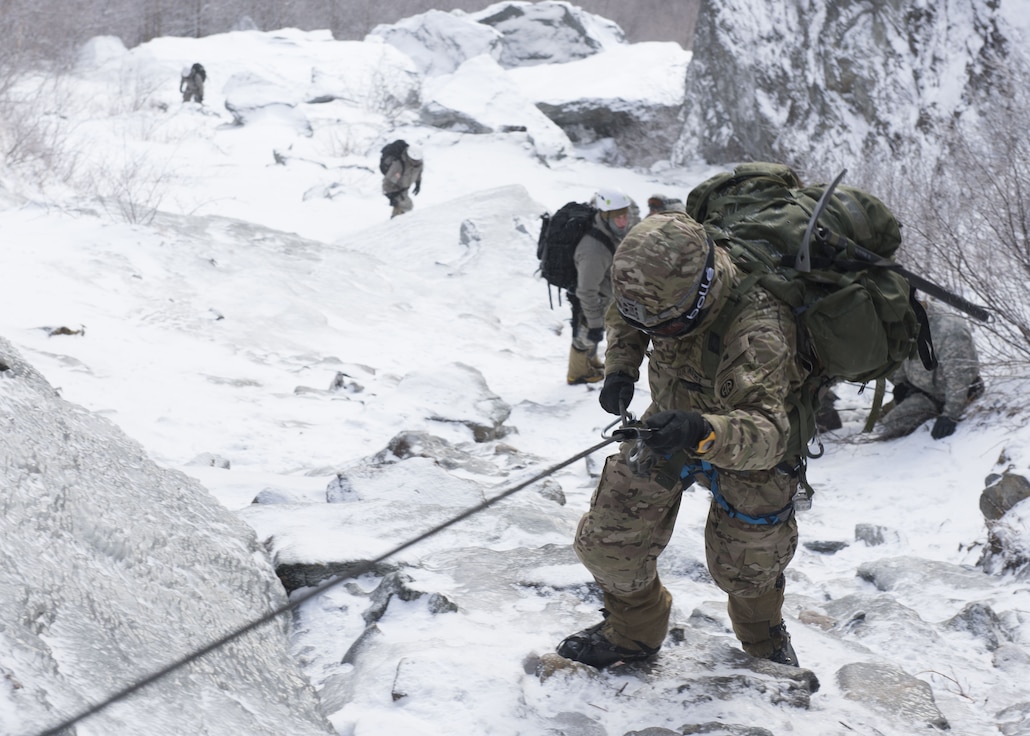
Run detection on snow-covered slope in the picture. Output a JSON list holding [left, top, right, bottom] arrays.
[[2, 6, 1030, 736]]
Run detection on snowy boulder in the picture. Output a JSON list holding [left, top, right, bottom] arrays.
[[368, 1, 624, 78], [420, 54, 572, 158], [980, 471, 1030, 520], [979, 496, 1030, 578], [75, 35, 129, 69], [469, 0, 625, 68], [0, 338, 334, 736], [836, 661, 949, 730], [396, 362, 511, 442], [223, 71, 311, 132], [307, 40, 421, 112], [367, 9, 502, 77], [509, 42, 690, 166]]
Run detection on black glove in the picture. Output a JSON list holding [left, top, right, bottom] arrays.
[[586, 327, 604, 345], [931, 416, 957, 440], [643, 410, 710, 455], [893, 382, 912, 404], [599, 372, 635, 415], [412, 181, 421, 195]]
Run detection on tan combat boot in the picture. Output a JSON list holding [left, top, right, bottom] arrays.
[[567, 345, 604, 385]]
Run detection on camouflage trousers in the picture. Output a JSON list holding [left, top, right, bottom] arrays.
[[573, 445, 799, 656], [876, 393, 941, 439]]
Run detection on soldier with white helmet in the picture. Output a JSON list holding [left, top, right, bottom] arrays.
[[566, 187, 635, 384]]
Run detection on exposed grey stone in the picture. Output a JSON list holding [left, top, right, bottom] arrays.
[[823, 594, 942, 652], [855, 523, 897, 546], [836, 661, 949, 730], [857, 556, 989, 593], [340, 623, 383, 665], [997, 701, 1030, 736], [252, 487, 297, 504], [678, 724, 775, 736], [981, 472, 1030, 521], [326, 472, 360, 502], [803, 539, 849, 554], [944, 602, 1007, 651], [329, 371, 364, 394], [544, 710, 609, 736], [536, 99, 683, 168], [994, 644, 1030, 672], [536, 477, 566, 505], [364, 571, 457, 625], [374, 430, 495, 473], [187, 452, 231, 468], [978, 498, 1030, 577], [419, 102, 494, 133], [473, 1, 622, 68], [275, 559, 397, 594]]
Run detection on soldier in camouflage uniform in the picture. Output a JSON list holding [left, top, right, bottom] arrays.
[[557, 213, 809, 669], [382, 145, 424, 218], [876, 301, 982, 440], [180, 63, 206, 103]]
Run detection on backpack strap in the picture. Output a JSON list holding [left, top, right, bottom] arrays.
[[587, 225, 616, 253], [910, 292, 938, 370], [700, 273, 756, 389]]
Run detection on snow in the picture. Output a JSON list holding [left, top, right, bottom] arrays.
[[2, 7, 1030, 736]]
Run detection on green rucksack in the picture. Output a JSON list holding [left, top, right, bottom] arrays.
[[685, 162, 935, 461]]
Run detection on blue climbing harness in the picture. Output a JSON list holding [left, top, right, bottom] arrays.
[[681, 460, 795, 526]]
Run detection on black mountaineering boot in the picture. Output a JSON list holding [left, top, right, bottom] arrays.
[[556, 619, 659, 669], [767, 622, 799, 667]]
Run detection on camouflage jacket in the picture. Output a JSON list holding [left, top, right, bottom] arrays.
[[605, 248, 807, 474], [891, 307, 980, 419]]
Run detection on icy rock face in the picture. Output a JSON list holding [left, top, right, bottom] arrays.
[[420, 54, 573, 158], [0, 338, 334, 736], [980, 498, 1030, 577], [369, 1, 624, 78], [676, 0, 1017, 168], [367, 9, 502, 78], [469, 0, 625, 68], [509, 41, 691, 167]]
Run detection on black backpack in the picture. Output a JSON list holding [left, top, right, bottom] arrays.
[[191, 63, 206, 82], [536, 202, 614, 300], [379, 139, 408, 175]]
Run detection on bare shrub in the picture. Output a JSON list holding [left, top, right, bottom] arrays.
[[884, 61, 1030, 377], [0, 71, 80, 184], [84, 146, 177, 225]]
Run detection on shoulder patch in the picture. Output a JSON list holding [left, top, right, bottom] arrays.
[[719, 378, 735, 399]]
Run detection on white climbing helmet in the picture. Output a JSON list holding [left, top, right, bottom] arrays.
[[594, 187, 631, 212], [406, 145, 423, 162]]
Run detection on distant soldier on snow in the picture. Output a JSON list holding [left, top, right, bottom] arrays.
[[381, 143, 423, 218], [876, 300, 983, 440], [180, 63, 206, 103]]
